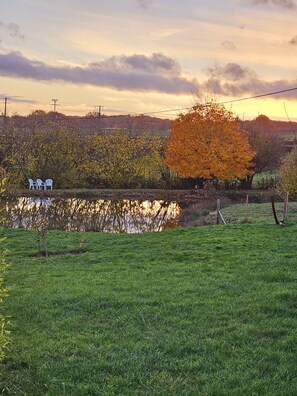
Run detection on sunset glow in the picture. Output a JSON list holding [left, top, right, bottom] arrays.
[[1, 0, 297, 120]]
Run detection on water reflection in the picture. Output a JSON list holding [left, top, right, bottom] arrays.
[[0, 197, 181, 233]]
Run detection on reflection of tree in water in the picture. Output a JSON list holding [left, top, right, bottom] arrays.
[[0, 198, 181, 233]]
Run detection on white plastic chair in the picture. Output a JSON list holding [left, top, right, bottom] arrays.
[[28, 178, 37, 190], [36, 179, 45, 189], [44, 179, 53, 190]]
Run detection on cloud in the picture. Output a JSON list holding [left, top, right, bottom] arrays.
[[1, 50, 295, 100], [202, 62, 297, 98], [0, 51, 198, 95], [0, 93, 37, 104], [137, 0, 153, 9], [289, 35, 297, 45], [206, 63, 257, 82], [221, 40, 237, 51], [247, 0, 296, 9], [0, 20, 24, 39]]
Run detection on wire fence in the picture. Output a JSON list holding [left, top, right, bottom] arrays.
[[179, 195, 297, 227], [212, 197, 297, 226]]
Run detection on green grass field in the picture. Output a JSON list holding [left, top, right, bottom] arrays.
[[213, 201, 297, 226], [180, 201, 297, 228], [0, 220, 297, 395]]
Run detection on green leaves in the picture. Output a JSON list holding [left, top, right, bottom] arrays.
[[0, 182, 10, 363], [84, 131, 164, 188], [278, 147, 297, 197], [2, 125, 165, 189]]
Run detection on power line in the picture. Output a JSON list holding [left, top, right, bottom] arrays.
[[221, 87, 297, 105], [140, 86, 297, 116], [141, 107, 189, 116], [3, 86, 297, 119]]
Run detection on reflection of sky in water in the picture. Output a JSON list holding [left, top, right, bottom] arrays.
[[26, 197, 53, 208], [0, 197, 181, 233]]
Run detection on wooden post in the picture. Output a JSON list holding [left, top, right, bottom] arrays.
[[216, 199, 220, 225], [219, 210, 227, 225], [271, 196, 279, 225], [280, 192, 289, 225], [244, 194, 249, 222], [216, 198, 227, 225]]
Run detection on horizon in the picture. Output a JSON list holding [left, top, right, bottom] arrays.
[[2, 108, 297, 124]]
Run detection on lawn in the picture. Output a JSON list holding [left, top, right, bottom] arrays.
[[0, 223, 297, 395], [210, 201, 297, 226]]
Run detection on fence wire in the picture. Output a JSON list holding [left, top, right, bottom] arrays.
[[211, 200, 297, 226]]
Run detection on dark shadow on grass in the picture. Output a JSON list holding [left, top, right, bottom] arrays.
[[31, 248, 87, 257]]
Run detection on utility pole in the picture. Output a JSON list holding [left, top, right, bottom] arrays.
[[94, 105, 104, 131], [4, 97, 8, 118], [52, 98, 58, 112], [3, 97, 8, 127]]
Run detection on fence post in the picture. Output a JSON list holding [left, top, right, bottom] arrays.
[[280, 192, 289, 225], [216, 198, 227, 225], [244, 194, 249, 222], [216, 199, 220, 225], [271, 196, 279, 225]]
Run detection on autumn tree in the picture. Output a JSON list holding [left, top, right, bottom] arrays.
[[241, 117, 284, 187], [4, 125, 86, 188], [254, 114, 270, 123], [165, 102, 254, 181], [83, 130, 164, 188]]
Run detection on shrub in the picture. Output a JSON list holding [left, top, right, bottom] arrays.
[[0, 244, 10, 362], [278, 147, 297, 197], [0, 177, 10, 362]]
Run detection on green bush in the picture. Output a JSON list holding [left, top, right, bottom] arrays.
[[0, 242, 10, 362], [278, 147, 297, 197], [0, 178, 10, 362]]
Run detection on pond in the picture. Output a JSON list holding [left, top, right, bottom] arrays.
[[0, 197, 181, 233]]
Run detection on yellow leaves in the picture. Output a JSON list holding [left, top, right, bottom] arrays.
[[84, 130, 164, 188], [165, 102, 254, 180], [278, 147, 297, 196]]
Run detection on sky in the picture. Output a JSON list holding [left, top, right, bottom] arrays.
[[1, 0, 297, 120]]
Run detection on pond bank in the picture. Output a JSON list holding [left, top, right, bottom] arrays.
[[8, 188, 274, 205]]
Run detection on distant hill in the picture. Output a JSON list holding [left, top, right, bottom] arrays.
[[241, 115, 297, 141], [99, 115, 172, 136], [1, 113, 297, 142], [0, 113, 172, 137]]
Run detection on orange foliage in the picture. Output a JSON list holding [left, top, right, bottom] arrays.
[[165, 102, 254, 180]]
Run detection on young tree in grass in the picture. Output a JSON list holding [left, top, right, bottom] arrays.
[[165, 102, 254, 181], [278, 147, 297, 196]]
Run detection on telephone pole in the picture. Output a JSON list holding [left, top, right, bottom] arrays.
[[2, 97, 8, 127], [51, 98, 58, 112], [4, 97, 8, 118], [94, 105, 104, 131]]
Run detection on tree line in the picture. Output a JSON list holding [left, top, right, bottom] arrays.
[[0, 103, 295, 193]]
